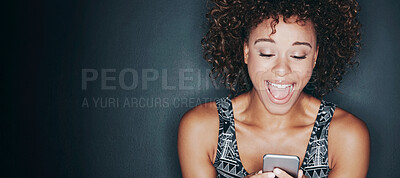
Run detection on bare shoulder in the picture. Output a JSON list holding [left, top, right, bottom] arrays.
[[329, 107, 369, 141], [328, 106, 370, 177], [178, 101, 220, 163], [179, 101, 219, 133]]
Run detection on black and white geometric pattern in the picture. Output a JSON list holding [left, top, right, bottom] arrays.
[[214, 97, 248, 177], [213, 97, 336, 178], [301, 100, 336, 178]]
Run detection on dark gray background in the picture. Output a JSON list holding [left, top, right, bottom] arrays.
[[6, 0, 400, 177]]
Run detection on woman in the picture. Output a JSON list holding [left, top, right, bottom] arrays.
[[178, 0, 370, 177]]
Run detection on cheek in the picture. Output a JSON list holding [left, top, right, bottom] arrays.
[[291, 64, 314, 85], [247, 58, 269, 82]]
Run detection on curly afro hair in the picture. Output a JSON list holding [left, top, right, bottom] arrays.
[[202, 0, 361, 98]]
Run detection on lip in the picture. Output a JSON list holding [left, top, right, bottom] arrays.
[[265, 80, 295, 104]]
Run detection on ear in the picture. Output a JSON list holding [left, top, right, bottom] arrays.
[[313, 46, 319, 68], [243, 42, 249, 64]]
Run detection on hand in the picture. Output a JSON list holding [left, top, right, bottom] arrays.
[[244, 168, 305, 178], [244, 170, 275, 178], [272, 168, 305, 178]]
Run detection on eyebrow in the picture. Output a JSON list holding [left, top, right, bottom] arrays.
[[254, 38, 275, 45], [254, 38, 313, 48], [293, 41, 312, 48]]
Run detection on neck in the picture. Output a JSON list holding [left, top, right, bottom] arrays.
[[238, 89, 311, 129]]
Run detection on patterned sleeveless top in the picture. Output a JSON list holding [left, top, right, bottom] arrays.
[[213, 97, 336, 178]]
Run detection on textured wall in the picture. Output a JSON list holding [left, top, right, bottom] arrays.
[[7, 0, 400, 177]]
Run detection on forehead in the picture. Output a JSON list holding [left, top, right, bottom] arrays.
[[249, 17, 316, 44]]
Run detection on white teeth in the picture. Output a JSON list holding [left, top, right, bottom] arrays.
[[268, 82, 293, 89]]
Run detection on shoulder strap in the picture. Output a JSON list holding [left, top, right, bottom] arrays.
[[314, 100, 336, 139], [216, 97, 234, 128], [214, 97, 234, 165], [301, 100, 336, 175], [214, 97, 248, 177]]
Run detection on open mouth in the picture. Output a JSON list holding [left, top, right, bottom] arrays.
[[265, 80, 295, 104]]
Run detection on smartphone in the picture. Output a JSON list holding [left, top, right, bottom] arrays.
[[263, 154, 300, 177]]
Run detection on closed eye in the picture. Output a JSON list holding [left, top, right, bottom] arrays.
[[291, 55, 307, 59], [259, 53, 275, 57]]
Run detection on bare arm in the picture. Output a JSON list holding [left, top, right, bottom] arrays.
[[328, 109, 370, 178], [178, 103, 219, 178]]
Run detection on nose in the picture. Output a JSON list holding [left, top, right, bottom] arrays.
[[271, 58, 291, 77]]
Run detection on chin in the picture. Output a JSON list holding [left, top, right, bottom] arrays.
[[259, 93, 297, 115]]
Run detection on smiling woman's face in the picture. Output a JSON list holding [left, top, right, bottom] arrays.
[[244, 17, 318, 114]]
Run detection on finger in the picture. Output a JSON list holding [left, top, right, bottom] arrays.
[[252, 171, 275, 178], [273, 168, 292, 178], [252, 170, 263, 175], [297, 170, 304, 178], [245, 170, 263, 177], [263, 172, 276, 178], [257, 170, 263, 174]]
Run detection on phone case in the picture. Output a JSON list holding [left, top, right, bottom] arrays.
[[263, 154, 300, 177]]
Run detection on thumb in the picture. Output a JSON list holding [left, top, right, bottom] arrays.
[[273, 168, 291, 177]]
